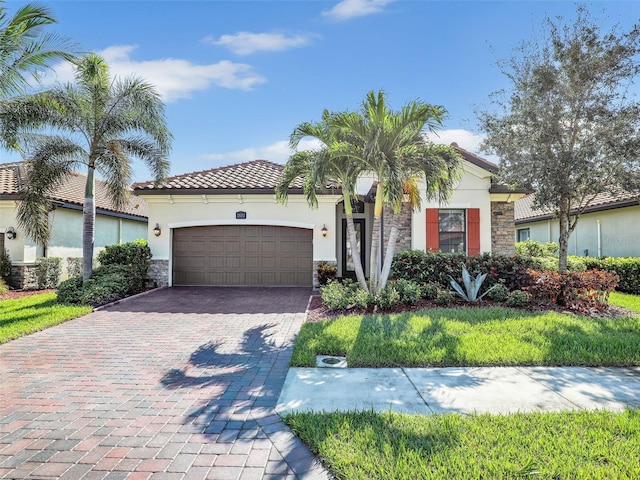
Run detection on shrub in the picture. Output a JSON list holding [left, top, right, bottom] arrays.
[[376, 283, 400, 310], [0, 278, 8, 296], [449, 265, 498, 302], [525, 269, 619, 312], [321, 280, 357, 311], [316, 261, 337, 286], [353, 288, 375, 310], [506, 290, 530, 308], [34, 257, 62, 289], [515, 240, 558, 257], [97, 239, 152, 293], [421, 282, 440, 300], [435, 289, 454, 306], [394, 279, 421, 306], [66, 257, 83, 279], [0, 249, 11, 281], [487, 282, 510, 302], [56, 276, 84, 304], [582, 257, 640, 294]]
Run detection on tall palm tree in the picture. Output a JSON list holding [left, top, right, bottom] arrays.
[[0, 54, 172, 281], [335, 91, 462, 294], [276, 110, 369, 291], [0, 1, 75, 98]]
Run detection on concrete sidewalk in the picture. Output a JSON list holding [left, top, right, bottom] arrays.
[[276, 366, 640, 415]]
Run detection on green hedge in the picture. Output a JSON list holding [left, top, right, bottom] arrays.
[[57, 239, 152, 307]]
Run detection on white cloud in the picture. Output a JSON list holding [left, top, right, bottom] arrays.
[[322, 0, 395, 21], [202, 138, 323, 165], [45, 45, 266, 102], [204, 31, 319, 56]]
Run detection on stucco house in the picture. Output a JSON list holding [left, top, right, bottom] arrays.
[[0, 162, 148, 288], [515, 191, 640, 258], [134, 144, 526, 288]]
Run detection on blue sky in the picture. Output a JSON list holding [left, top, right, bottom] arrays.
[[6, 0, 640, 181]]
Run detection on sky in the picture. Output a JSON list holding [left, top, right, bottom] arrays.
[[4, 0, 640, 182]]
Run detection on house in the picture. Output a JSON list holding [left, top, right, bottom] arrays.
[[0, 162, 148, 288], [133, 144, 526, 288], [515, 191, 640, 258]]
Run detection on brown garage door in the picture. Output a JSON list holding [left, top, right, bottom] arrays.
[[172, 225, 313, 286]]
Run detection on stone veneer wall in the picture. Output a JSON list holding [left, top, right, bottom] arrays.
[[9, 263, 38, 290], [382, 202, 413, 253], [148, 259, 169, 287], [491, 201, 516, 256]]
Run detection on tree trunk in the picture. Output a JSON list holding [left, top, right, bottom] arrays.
[[344, 214, 368, 291], [558, 205, 570, 275], [82, 166, 96, 282], [377, 211, 400, 292], [368, 181, 384, 294]]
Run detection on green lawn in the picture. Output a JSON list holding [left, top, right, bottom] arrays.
[[0, 293, 92, 344], [610, 291, 640, 314], [292, 305, 640, 367], [284, 409, 640, 480]]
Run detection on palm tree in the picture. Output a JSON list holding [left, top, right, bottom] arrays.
[[0, 2, 75, 98], [0, 54, 172, 281], [335, 91, 462, 294], [276, 109, 369, 291]]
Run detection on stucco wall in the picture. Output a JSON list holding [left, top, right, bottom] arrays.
[[0, 201, 23, 262], [411, 163, 494, 253], [140, 193, 341, 285], [517, 204, 640, 257]]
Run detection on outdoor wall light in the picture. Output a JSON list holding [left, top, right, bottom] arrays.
[[153, 223, 162, 237], [5, 227, 16, 240], [321, 225, 328, 237]]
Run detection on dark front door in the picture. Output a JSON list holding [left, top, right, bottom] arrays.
[[341, 218, 366, 278]]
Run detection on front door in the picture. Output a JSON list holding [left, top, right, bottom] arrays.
[[341, 218, 366, 278]]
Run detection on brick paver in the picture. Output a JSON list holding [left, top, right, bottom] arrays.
[[0, 287, 330, 479]]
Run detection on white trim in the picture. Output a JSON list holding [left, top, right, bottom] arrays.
[[168, 219, 316, 229]]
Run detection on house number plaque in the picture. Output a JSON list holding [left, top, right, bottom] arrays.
[[236, 211, 247, 219]]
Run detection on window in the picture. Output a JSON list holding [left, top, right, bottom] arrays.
[[438, 209, 466, 253], [426, 208, 480, 255], [517, 228, 530, 242]]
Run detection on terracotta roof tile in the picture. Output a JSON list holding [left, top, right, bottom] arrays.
[[133, 159, 308, 192], [0, 162, 147, 218], [515, 191, 640, 221]]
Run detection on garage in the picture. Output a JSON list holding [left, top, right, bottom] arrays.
[[172, 225, 313, 286]]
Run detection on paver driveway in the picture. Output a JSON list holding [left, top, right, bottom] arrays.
[[0, 287, 330, 480]]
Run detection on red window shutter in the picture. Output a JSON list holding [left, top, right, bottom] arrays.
[[426, 208, 439, 252], [468, 208, 480, 256]]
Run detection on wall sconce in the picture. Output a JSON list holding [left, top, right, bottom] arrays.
[[5, 227, 16, 240], [321, 224, 328, 237], [153, 223, 162, 237]]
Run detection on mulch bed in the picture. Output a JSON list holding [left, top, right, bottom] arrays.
[[1, 289, 55, 301], [306, 294, 633, 323]]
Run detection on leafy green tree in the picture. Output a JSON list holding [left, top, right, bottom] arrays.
[[335, 91, 461, 294], [0, 54, 172, 281], [0, 1, 75, 98], [478, 6, 640, 273], [276, 110, 368, 291]]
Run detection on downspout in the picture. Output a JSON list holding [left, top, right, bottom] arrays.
[[597, 219, 602, 257], [547, 220, 552, 243]]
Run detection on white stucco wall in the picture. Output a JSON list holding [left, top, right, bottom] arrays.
[[517, 204, 640, 258], [140, 193, 342, 265], [411, 162, 494, 253], [0, 201, 22, 262]]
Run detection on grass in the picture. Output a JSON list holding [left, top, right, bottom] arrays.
[[284, 409, 640, 480], [0, 293, 92, 344], [610, 291, 640, 315], [292, 306, 640, 367]]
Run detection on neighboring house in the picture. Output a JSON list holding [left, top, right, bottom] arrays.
[[0, 162, 148, 288], [134, 144, 526, 288], [515, 191, 640, 258]]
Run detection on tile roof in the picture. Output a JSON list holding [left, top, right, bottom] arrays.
[[450, 143, 499, 174], [515, 191, 640, 222], [0, 162, 148, 218], [132, 159, 324, 193]]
